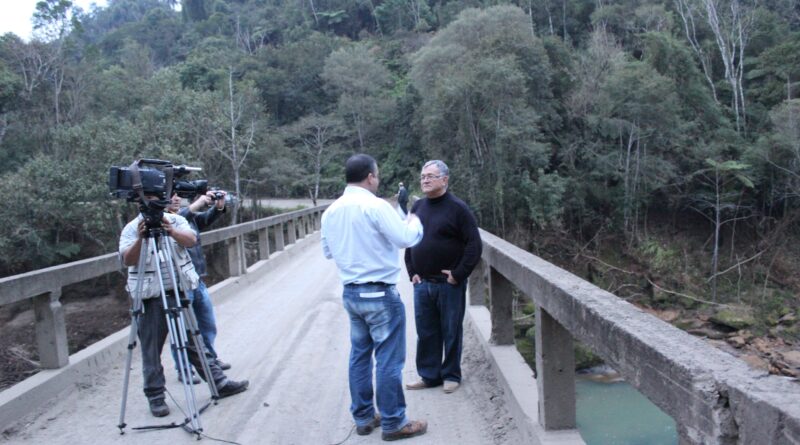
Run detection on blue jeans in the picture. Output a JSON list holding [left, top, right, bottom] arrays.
[[172, 281, 218, 372], [413, 280, 467, 385], [343, 283, 408, 434]]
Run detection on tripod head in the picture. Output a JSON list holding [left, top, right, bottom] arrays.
[[138, 197, 169, 231]]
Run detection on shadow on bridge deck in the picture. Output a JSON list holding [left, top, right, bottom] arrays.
[[0, 233, 559, 445]]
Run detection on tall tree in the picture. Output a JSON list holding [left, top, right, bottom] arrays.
[[689, 158, 754, 301], [32, 0, 77, 127], [674, 0, 757, 133], [206, 67, 261, 223], [410, 5, 553, 233], [282, 113, 344, 204], [322, 44, 392, 151]]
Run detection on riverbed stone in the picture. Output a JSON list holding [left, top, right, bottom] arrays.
[[727, 335, 747, 348], [741, 354, 770, 371], [780, 350, 800, 368]]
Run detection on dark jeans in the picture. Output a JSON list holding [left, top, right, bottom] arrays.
[[413, 280, 467, 385], [138, 296, 227, 401], [399, 201, 408, 214]]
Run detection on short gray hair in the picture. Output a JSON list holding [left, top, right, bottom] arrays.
[[422, 160, 449, 177]]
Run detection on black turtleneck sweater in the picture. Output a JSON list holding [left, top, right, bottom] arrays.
[[404, 191, 482, 283]]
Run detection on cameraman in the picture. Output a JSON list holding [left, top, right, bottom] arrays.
[[167, 189, 232, 383], [119, 194, 248, 417]]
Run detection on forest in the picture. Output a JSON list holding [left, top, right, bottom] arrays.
[[0, 0, 798, 373]]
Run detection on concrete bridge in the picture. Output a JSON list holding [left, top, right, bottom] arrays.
[[0, 206, 798, 444]]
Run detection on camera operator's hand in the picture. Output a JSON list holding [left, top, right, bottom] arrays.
[[188, 190, 226, 212], [122, 220, 148, 266], [136, 219, 147, 239], [162, 215, 197, 248], [211, 190, 227, 210]]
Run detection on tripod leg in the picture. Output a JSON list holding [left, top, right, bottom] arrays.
[[165, 299, 203, 433], [117, 309, 141, 434], [183, 303, 219, 399], [154, 235, 203, 436], [118, 239, 150, 434]]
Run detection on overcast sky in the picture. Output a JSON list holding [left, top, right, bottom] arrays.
[[0, 0, 108, 41]]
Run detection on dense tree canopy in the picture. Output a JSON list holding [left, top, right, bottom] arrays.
[[1, 0, 799, 314]]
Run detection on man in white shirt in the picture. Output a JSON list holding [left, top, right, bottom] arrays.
[[119, 195, 248, 417], [321, 154, 428, 441]]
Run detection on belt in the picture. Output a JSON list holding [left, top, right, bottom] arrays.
[[344, 281, 392, 287], [421, 275, 447, 283]]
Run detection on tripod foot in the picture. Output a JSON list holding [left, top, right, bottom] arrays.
[[117, 423, 126, 435]]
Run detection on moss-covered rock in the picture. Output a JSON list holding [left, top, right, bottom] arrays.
[[575, 342, 604, 370], [710, 308, 756, 330], [521, 302, 536, 316]]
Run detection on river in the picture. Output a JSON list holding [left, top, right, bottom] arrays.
[[576, 373, 677, 444]]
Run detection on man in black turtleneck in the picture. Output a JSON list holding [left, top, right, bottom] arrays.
[[404, 160, 482, 394]]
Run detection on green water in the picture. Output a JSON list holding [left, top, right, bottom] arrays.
[[576, 378, 677, 445]]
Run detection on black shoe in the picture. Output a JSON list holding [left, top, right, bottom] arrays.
[[214, 358, 232, 370], [149, 398, 170, 417], [356, 415, 381, 436], [217, 379, 249, 398], [177, 372, 201, 385]]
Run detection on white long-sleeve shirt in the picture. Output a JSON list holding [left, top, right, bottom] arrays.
[[321, 185, 423, 285]]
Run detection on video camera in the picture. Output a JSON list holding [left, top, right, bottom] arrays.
[[108, 159, 208, 201], [109, 159, 207, 229]]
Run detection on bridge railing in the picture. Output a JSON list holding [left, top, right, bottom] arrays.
[[470, 229, 800, 444], [0, 205, 327, 371]]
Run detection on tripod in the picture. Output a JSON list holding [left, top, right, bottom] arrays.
[[117, 221, 219, 438]]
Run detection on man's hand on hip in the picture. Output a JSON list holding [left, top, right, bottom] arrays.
[[441, 270, 458, 285]]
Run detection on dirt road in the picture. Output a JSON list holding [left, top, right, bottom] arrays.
[[2, 239, 523, 444]]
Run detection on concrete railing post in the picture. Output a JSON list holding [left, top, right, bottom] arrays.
[[227, 235, 246, 276], [298, 216, 307, 239], [314, 212, 321, 231], [286, 220, 297, 245], [535, 305, 576, 430], [33, 289, 69, 368], [275, 223, 285, 251], [258, 227, 270, 261], [468, 258, 487, 306], [488, 267, 514, 345]]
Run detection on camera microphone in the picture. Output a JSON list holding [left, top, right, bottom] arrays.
[[174, 165, 202, 176]]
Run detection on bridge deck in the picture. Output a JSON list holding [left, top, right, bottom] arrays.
[[1, 237, 526, 444]]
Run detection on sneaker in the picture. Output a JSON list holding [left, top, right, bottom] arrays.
[[443, 381, 460, 393], [382, 420, 427, 441], [177, 372, 201, 385], [356, 415, 381, 436], [149, 398, 170, 417], [217, 379, 249, 398], [214, 358, 232, 370], [405, 379, 433, 390]]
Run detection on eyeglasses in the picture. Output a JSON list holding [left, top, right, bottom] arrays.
[[420, 174, 443, 181]]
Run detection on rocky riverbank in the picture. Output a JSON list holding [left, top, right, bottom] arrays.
[[644, 307, 800, 378]]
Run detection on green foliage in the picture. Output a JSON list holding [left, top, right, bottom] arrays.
[[323, 43, 394, 150], [0, 0, 797, 290], [638, 238, 679, 273], [748, 33, 800, 110], [521, 170, 568, 228], [641, 32, 725, 133], [0, 59, 21, 114]]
